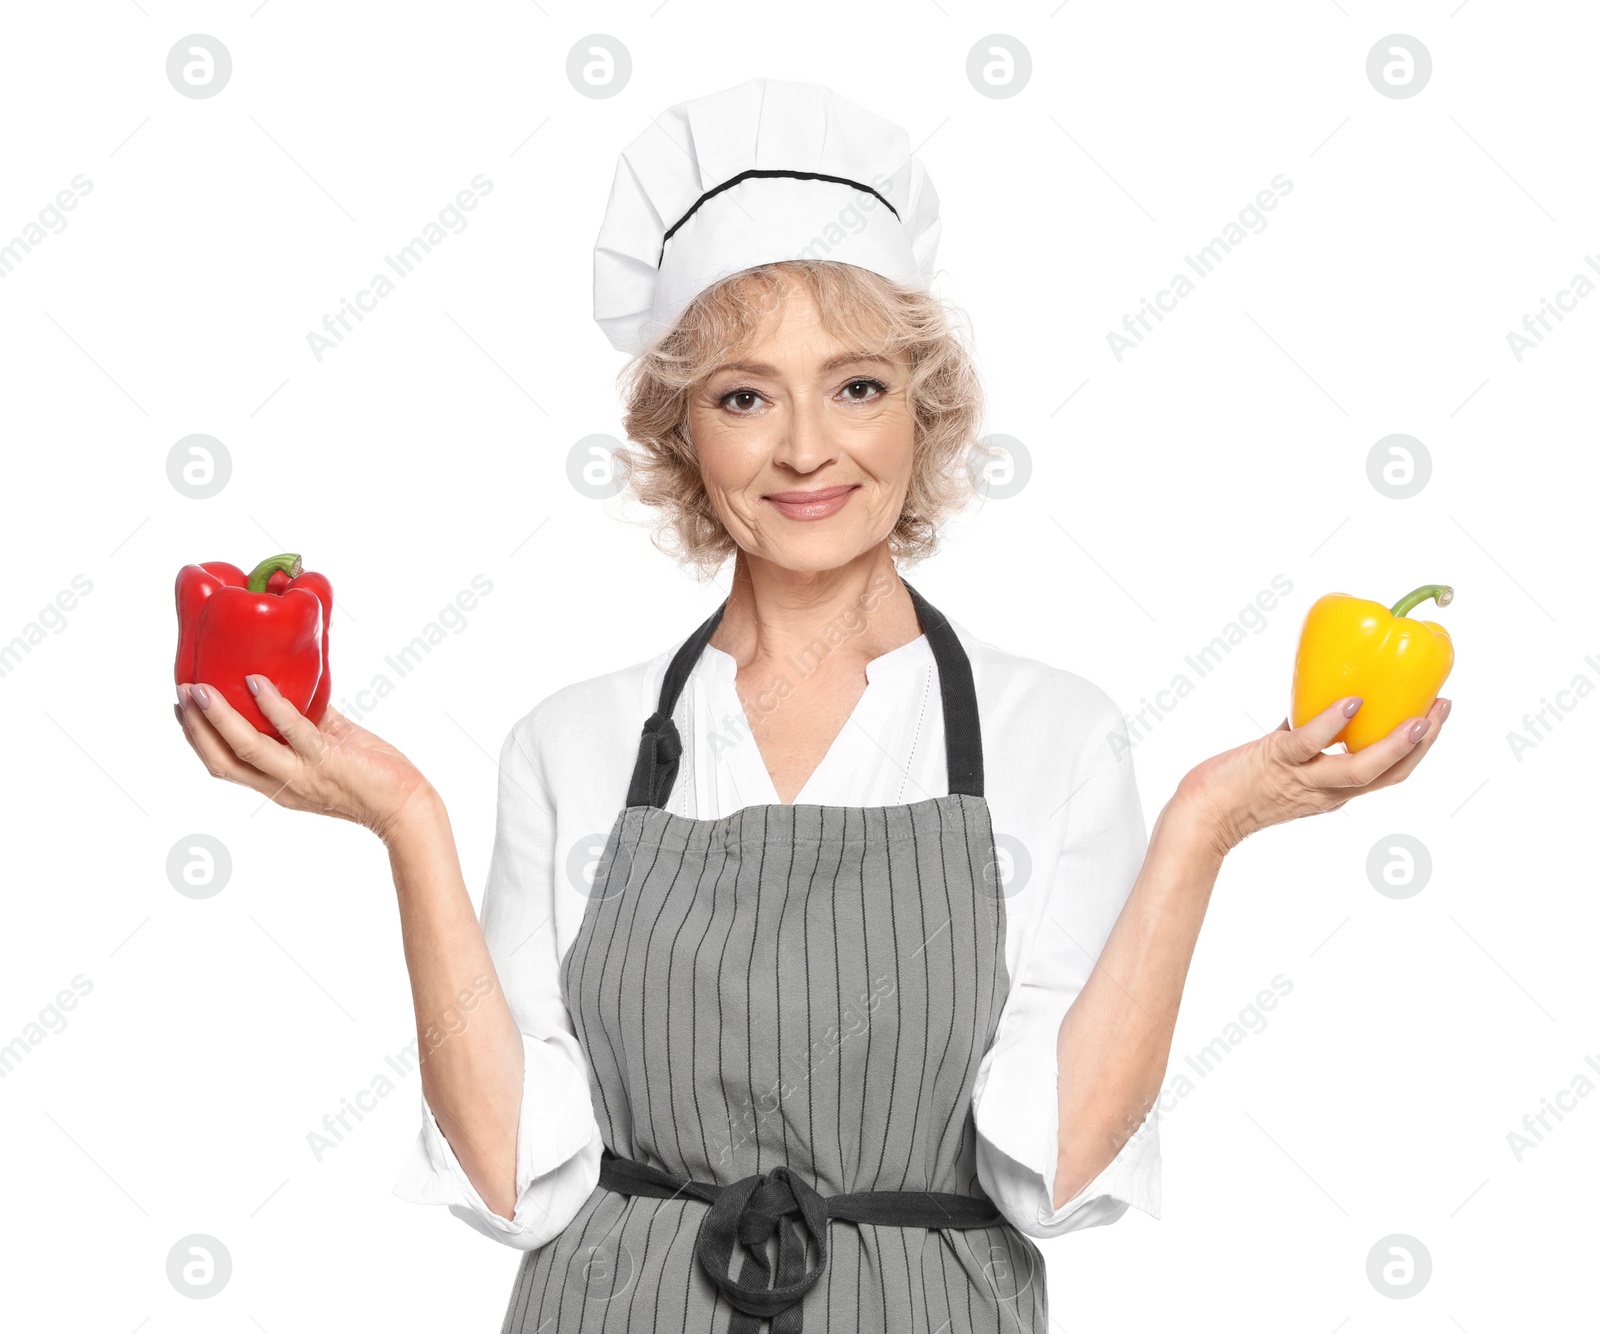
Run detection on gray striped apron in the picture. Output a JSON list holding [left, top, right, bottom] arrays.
[[501, 581, 1048, 1333]]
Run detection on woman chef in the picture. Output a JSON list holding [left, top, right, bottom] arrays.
[[173, 78, 1450, 1333]]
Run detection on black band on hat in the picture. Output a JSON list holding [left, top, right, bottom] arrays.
[[657, 169, 900, 267]]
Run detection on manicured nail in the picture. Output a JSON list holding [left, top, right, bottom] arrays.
[[1408, 718, 1431, 743], [1342, 697, 1363, 717], [173, 703, 183, 724], [177, 682, 187, 705], [246, 675, 260, 697], [1441, 698, 1452, 721], [192, 684, 212, 709]]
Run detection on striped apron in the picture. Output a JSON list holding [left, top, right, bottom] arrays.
[[501, 581, 1048, 1333]]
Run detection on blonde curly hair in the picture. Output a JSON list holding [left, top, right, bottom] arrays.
[[614, 259, 983, 577]]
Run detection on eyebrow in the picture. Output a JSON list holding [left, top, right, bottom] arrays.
[[708, 352, 896, 378]]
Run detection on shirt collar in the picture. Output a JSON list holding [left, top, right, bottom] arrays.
[[700, 631, 933, 684]]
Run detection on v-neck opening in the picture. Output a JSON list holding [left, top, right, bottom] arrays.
[[701, 634, 934, 806], [626, 578, 984, 812]]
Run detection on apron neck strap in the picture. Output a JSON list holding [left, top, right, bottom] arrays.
[[904, 580, 985, 799], [626, 578, 984, 809]]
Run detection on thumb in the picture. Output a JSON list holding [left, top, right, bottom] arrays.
[[1280, 696, 1362, 763]]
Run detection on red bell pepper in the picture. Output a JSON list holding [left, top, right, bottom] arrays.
[[174, 552, 333, 738]]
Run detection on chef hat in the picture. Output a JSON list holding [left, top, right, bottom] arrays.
[[593, 77, 942, 355]]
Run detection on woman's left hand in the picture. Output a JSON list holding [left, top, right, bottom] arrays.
[[1174, 693, 1451, 858]]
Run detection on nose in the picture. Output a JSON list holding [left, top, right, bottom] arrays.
[[770, 391, 836, 476]]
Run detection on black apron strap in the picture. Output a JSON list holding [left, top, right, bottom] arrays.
[[599, 1146, 1001, 1333], [625, 577, 984, 809], [624, 598, 728, 809], [902, 579, 985, 800]]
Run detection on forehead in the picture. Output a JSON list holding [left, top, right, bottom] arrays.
[[714, 275, 896, 370]]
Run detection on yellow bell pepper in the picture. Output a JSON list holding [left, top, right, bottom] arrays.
[[1290, 584, 1455, 751]]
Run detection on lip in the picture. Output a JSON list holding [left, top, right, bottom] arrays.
[[762, 484, 859, 521]]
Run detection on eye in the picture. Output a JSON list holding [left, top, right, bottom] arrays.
[[719, 387, 765, 414], [838, 377, 888, 403]]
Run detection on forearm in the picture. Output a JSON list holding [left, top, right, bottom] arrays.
[[1053, 790, 1224, 1207], [385, 787, 526, 1220]]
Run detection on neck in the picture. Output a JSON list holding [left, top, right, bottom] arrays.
[[710, 545, 920, 672]]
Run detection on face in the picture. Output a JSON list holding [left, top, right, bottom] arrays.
[[686, 279, 915, 575]]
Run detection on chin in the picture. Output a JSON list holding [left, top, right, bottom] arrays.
[[753, 530, 885, 575]]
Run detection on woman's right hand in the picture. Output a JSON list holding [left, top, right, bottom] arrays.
[[1172, 692, 1449, 859], [175, 675, 435, 841]]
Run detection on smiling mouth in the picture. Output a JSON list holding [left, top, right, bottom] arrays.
[[762, 484, 860, 520]]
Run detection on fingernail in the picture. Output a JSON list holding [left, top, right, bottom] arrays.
[[246, 675, 260, 697], [173, 703, 183, 724], [1408, 718, 1431, 743], [177, 682, 187, 705], [1342, 697, 1363, 717], [1441, 698, 1453, 721], [192, 684, 212, 709]]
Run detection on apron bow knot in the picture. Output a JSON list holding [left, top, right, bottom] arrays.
[[695, 1164, 829, 1334]]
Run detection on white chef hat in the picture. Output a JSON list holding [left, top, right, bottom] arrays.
[[593, 77, 942, 355]]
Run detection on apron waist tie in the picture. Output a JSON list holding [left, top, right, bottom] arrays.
[[598, 1147, 1003, 1334]]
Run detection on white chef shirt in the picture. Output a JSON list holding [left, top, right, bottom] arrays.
[[392, 612, 1162, 1249]]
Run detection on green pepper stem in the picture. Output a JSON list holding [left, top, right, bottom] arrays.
[[1390, 584, 1454, 618], [246, 552, 303, 593]]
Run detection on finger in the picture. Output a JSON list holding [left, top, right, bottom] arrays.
[[186, 682, 297, 784], [1359, 697, 1450, 792], [177, 686, 284, 792], [1315, 712, 1433, 788], [248, 675, 329, 765], [1279, 696, 1362, 763]]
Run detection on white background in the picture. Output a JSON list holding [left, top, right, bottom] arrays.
[[2, 2, 1594, 1330]]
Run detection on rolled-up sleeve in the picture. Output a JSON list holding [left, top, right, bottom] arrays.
[[391, 714, 603, 1250], [971, 687, 1162, 1238]]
